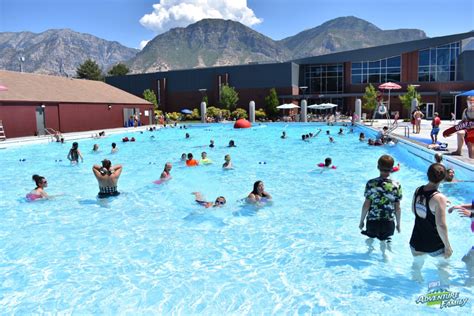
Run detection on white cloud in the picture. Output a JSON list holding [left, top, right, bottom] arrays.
[[139, 40, 150, 50], [139, 0, 262, 34]]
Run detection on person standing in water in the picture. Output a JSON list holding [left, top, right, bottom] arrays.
[[67, 142, 83, 164], [92, 159, 122, 198]]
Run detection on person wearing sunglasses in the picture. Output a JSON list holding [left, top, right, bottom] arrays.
[[26, 174, 49, 201], [192, 192, 226, 208]]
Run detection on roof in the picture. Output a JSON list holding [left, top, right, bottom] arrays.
[[0, 70, 152, 105], [292, 31, 474, 64]]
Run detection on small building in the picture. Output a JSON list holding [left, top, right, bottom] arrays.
[[106, 31, 474, 120], [0, 70, 153, 138]]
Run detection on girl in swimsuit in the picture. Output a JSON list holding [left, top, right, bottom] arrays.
[[193, 192, 226, 208], [26, 174, 49, 201], [67, 142, 83, 164], [247, 180, 272, 203], [160, 162, 172, 180]]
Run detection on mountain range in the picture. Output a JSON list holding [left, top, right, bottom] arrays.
[[0, 16, 428, 76]]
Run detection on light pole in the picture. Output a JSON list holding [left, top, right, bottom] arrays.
[[19, 56, 25, 73]]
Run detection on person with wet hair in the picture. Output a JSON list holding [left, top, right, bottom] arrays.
[[92, 159, 122, 198], [26, 175, 49, 201], [67, 142, 83, 164]]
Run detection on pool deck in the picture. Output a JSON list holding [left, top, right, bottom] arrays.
[[369, 118, 474, 166]]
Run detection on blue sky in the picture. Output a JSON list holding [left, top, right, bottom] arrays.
[[0, 0, 473, 49]]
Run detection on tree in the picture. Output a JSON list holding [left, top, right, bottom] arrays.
[[143, 89, 158, 110], [220, 84, 239, 111], [202, 95, 209, 105], [231, 108, 248, 119], [264, 88, 279, 118], [76, 59, 102, 81], [362, 84, 378, 118], [107, 63, 130, 76], [399, 85, 421, 113]]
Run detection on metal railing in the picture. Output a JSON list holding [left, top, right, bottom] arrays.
[[403, 126, 410, 138], [44, 128, 59, 142]]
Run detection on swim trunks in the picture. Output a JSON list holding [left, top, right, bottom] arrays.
[[431, 127, 440, 135], [362, 220, 395, 241]]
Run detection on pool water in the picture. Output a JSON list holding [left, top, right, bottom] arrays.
[[0, 123, 472, 314]]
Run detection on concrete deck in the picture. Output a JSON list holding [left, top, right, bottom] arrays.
[[370, 118, 474, 166]]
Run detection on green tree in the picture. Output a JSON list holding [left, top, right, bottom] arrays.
[[220, 84, 239, 111], [362, 84, 378, 118], [76, 59, 103, 81], [107, 63, 130, 76], [202, 95, 209, 105], [143, 89, 158, 111], [264, 88, 280, 118], [399, 85, 421, 113]]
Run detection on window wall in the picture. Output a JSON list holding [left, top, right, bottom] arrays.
[[302, 64, 343, 94], [418, 42, 460, 82], [351, 56, 401, 84]]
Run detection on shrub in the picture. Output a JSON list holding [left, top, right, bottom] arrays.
[[231, 108, 248, 119], [167, 112, 181, 121], [255, 108, 266, 120], [221, 109, 231, 120], [207, 106, 221, 119]]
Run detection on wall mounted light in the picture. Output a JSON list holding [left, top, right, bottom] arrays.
[[108, 105, 112, 110], [41, 104, 46, 108]]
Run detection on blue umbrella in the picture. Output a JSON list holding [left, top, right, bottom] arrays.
[[181, 109, 193, 114], [459, 90, 474, 96]]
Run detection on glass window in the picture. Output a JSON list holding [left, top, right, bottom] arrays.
[[352, 62, 362, 69], [381, 59, 387, 68], [351, 68, 361, 75], [437, 49, 450, 65], [352, 75, 362, 84], [387, 74, 400, 82], [326, 77, 337, 92], [368, 74, 380, 83], [387, 56, 401, 67], [419, 49, 429, 66], [437, 71, 449, 82], [387, 67, 400, 74], [369, 61, 380, 68], [369, 68, 380, 74]]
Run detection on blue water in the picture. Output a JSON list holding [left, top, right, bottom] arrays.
[[0, 123, 472, 314]]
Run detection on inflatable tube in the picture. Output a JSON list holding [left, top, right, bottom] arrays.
[[466, 129, 474, 144], [442, 121, 474, 137], [377, 105, 387, 115], [317, 163, 337, 169], [234, 119, 252, 129]]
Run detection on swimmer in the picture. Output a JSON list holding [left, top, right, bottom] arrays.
[[192, 192, 226, 208], [92, 159, 122, 198], [222, 154, 232, 169], [326, 130, 330, 135], [181, 153, 187, 161], [338, 128, 344, 135], [247, 180, 272, 203], [443, 168, 473, 183], [329, 136, 335, 143], [318, 157, 336, 169], [186, 153, 199, 166], [67, 142, 83, 164], [160, 162, 172, 180], [92, 144, 99, 152], [185, 133, 190, 139], [281, 131, 287, 139], [111, 142, 118, 153], [209, 140, 215, 148], [434, 153, 443, 164], [228, 140, 236, 147], [200, 152, 212, 164], [26, 174, 49, 201], [359, 133, 366, 142]]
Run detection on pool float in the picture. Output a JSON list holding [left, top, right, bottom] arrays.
[[442, 121, 474, 138], [317, 163, 336, 169], [153, 177, 171, 185], [392, 164, 400, 172], [234, 119, 251, 129]]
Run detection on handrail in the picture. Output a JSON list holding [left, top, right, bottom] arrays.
[[404, 125, 410, 138], [44, 128, 59, 142]]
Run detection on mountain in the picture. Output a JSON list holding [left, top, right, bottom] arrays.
[[128, 19, 290, 73], [279, 16, 427, 58], [129, 17, 427, 73], [0, 29, 138, 76]]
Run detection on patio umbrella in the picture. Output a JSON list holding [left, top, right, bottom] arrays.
[[276, 103, 300, 109], [459, 89, 474, 96], [181, 109, 193, 114], [318, 103, 338, 109], [0, 84, 8, 91], [378, 82, 402, 115]]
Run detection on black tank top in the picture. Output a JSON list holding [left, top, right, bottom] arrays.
[[409, 186, 444, 252]]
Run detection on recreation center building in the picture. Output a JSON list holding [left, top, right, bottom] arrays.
[[107, 31, 474, 120]]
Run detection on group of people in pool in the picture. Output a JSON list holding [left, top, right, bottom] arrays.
[[359, 153, 472, 282]]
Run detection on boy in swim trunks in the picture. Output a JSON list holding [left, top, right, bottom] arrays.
[[360, 155, 402, 253]]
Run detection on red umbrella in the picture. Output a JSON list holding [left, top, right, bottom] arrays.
[[0, 84, 8, 91], [378, 82, 402, 123]]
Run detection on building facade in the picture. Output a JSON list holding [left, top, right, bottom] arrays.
[[0, 71, 152, 138], [107, 31, 474, 120]]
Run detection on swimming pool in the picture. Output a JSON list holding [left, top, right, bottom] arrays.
[[0, 123, 472, 313]]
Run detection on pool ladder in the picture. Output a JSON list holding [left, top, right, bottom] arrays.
[[0, 120, 5, 141], [403, 126, 410, 138]]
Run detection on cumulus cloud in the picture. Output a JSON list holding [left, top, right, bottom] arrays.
[[139, 0, 262, 34], [139, 40, 150, 50]]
